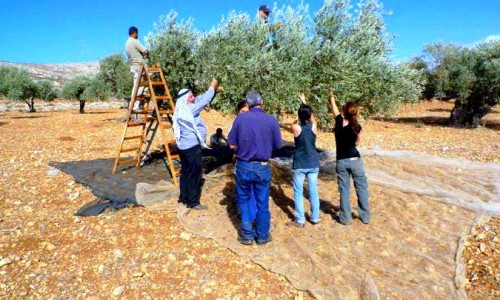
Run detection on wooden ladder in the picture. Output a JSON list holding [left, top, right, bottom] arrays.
[[112, 63, 180, 187]]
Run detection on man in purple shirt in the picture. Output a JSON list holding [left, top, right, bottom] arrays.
[[228, 91, 282, 245]]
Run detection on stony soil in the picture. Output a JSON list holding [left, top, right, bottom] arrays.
[[0, 101, 498, 298]]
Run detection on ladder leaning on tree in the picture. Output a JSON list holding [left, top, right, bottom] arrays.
[[112, 63, 180, 187]]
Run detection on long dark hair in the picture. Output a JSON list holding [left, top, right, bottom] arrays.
[[343, 102, 362, 138], [298, 104, 312, 125]]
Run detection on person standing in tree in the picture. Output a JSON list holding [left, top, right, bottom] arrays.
[[228, 91, 282, 245], [125, 26, 149, 112], [330, 95, 371, 225], [289, 94, 320, 228], [173, 79, 222, 210], [258, 4, 272, 23]]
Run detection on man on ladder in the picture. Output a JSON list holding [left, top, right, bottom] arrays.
[[173, 79, 222, 210], [125, 26, 149, 114]]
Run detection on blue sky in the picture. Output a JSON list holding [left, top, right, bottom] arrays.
[[0, 0, 498, 63]]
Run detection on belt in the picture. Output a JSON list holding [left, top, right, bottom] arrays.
[[339, 157, 359, 161], [237, 159, 269, 165]]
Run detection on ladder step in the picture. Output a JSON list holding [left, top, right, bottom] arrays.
[[133, 96, 150, 101], [150, 81, 164, 86], [147, 67, 161, 72], [169, 154, 180, 160], [163, 123, 172, 129], [123, 135, 143, 141], [155, 96, 172, 100], [128, 121, 146, 127], [120, 147, 140, 153], [165, 139, 177, 144], [132, 110, 150, 114], [117, 157, 139, 165], [159, 109, 174, 114]]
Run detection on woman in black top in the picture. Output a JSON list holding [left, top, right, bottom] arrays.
[[330, 95, 370, 225], [289, 95, 321, 227]]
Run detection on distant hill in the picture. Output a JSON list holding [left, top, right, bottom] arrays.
[[0, 61, 99, 88]]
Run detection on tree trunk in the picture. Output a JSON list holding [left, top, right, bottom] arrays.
[[449, 98, 491, 128], [24, 99, 36, 113], [79, 100, 86, 114]]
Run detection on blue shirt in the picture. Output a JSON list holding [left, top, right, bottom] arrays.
[[177, 87, 215, 150], [228, 107, 282, 161]]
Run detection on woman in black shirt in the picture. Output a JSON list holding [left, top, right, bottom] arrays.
[[330, 95, 370, 225]]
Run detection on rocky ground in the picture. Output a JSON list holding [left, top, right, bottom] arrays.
[[462, 218, 500, 299], [0, 101, 498, 298]]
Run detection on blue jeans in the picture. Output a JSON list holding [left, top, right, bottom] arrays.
[[292, 168, 320, 224], [336, 158, 370, 224], [235, 160, 271, 241]]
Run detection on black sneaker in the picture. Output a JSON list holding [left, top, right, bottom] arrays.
[[190, 204, 208, 210], [256, 235, 272, 245], [237, 236, 253, 245]]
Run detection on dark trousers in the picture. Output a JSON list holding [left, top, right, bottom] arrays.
[[179, 145, 202, 208]]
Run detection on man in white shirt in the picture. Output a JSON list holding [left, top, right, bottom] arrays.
[[125, 26, 149, 111]]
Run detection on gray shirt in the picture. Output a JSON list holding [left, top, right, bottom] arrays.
[[125, 37, 147, 69], [177, 87, 215, 150]]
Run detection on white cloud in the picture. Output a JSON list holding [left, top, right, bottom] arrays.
[[466, 34, 500, 48]]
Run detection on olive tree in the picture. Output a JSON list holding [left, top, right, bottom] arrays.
[[147, 0, 422, 124], [99, 54, 132, 99], [6, 67, 39, 112], [146, 11, 200, 95], [423, 41, 499, 127], [62, 75, 110, 113]]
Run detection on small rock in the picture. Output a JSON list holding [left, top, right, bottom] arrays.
[[47, 169, 60, 176], [112, 285, 125, 297], [179, 232, 192, 241], [479, 243, 486, 253], [476, 233, 486, 241], [132, 272, 144, 278], [0, 258, 12, 268], [442, 147, 449, 152], [168, 254, 176, 261], [182, 258, 194, 266], [113, 249, 123, 259], [46, 243, 56, 251]]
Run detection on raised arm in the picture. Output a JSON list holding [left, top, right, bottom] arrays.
[[190, 79, 218, 116], [299, 94, 317, 134], [330, 95, 340, 118]]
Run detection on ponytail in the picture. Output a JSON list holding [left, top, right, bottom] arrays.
[[343, 102, 362, 138]]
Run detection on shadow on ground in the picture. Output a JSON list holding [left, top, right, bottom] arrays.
[[11, 115, 46, 119], [50, 157, 173, 214]]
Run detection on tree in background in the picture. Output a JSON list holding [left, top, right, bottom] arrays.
[[99, 54, 132, 99], [62, 75, 110, 113], [423, 41, 499, 127], [0, 66, 59, 112], [36, 80, 58, 102], [6, 67, 39, 112]]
